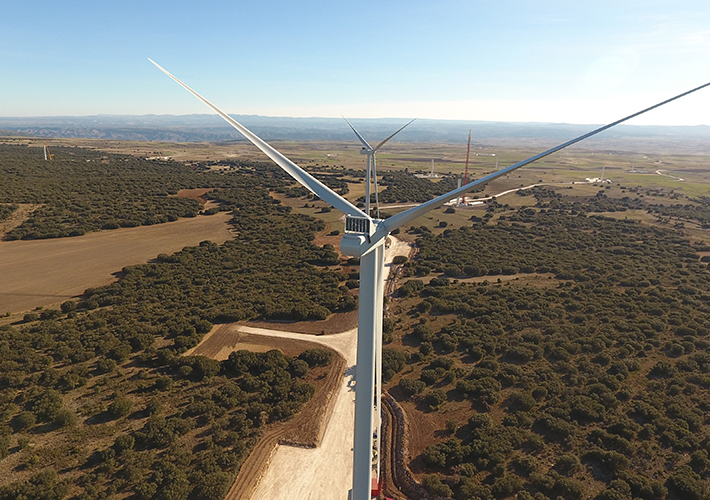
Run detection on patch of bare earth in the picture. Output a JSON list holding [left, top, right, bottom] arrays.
[[176, 237, 411, 500], [311, 221, 343, 248], [0, 203, 42, 238], [402, 272, 557, 287], [0, 212, 233, 316], [396, 399, 445, 477], [184, 324, 350, 500], [172, 188, 220, 209]]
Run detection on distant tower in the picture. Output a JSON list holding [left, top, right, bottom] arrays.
[[43, 142, 54, 161], [601, 166, 605, 182], [431, 159, 434, 176]]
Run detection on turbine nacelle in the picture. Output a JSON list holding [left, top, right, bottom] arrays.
[[341, 216, 387, 257]]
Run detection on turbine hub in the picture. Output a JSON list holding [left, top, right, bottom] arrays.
[[340, 234, 369, 257]]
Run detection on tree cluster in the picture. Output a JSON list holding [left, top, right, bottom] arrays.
[[358, 171, 469, 204], [0, 203, 17, 222], [0, 144, 297, 240]]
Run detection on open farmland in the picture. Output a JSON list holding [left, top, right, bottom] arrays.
[[0, 210, 233, 315], [2, 133, 710, 500]]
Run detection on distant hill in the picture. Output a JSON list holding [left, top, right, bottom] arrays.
[[1, 115, 709, 151], [0, 129, 22, 137]]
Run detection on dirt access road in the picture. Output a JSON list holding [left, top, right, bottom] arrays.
[[230, 325, 358, 500], [222, 236, 413, 500], [0, 212, 233, 315]]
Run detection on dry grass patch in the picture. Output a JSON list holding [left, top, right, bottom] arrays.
[[0, 212, 233, 315]]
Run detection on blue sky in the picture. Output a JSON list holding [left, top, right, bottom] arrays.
[[1, 0, 709, 125]]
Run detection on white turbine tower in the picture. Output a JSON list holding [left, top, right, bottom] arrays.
[[342, 117, 415, 218], [149, 59, 709, 500]]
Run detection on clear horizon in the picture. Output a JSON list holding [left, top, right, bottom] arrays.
[[2, 1, 709, 126], [2, 112, 710, 129]]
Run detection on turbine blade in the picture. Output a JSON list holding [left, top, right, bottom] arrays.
[[384, 81, 710, 232], [150, 59, 368, 219], [343, 116, 373, 150], [374, 118, 416, 151]]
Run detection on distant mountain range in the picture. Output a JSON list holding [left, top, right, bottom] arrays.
[[1, 114, 709, 148]]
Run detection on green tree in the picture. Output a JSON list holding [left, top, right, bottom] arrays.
[[53, 409, 76, 428], [193, 472, 233, 500], [298, 348, 334, 367], [14, 411, 36, 432], [108, 397, 133, 419], [33, 390, 64, 422], [422, 474, 453, 497]]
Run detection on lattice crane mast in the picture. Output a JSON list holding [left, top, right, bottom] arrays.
[[43, 142, 54, 161]]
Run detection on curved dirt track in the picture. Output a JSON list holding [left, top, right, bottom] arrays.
[[381, 394, 410, 500], [181, 236, 414, 500], [182, 322, 356, 500], [218, 326, 350, 500], [229, 325, 358, 500], [186, 323, 348, 448], [239, 237, 414, 500]]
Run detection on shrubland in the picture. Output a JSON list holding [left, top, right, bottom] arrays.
[[5, 141, 710, 499], [0, 144, 298, 240], [387, 189, 710, 500], [360, 171, 466, 205], [0, 204, 17, 222], [0, 149, 345, 498]]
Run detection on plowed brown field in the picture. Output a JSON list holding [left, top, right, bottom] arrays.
[[0, 212, 233, 315]]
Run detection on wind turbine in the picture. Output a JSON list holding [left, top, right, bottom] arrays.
[[461, 129, 471, 205], [149, 59, 709, 500], [343, 117, 415, 218]]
